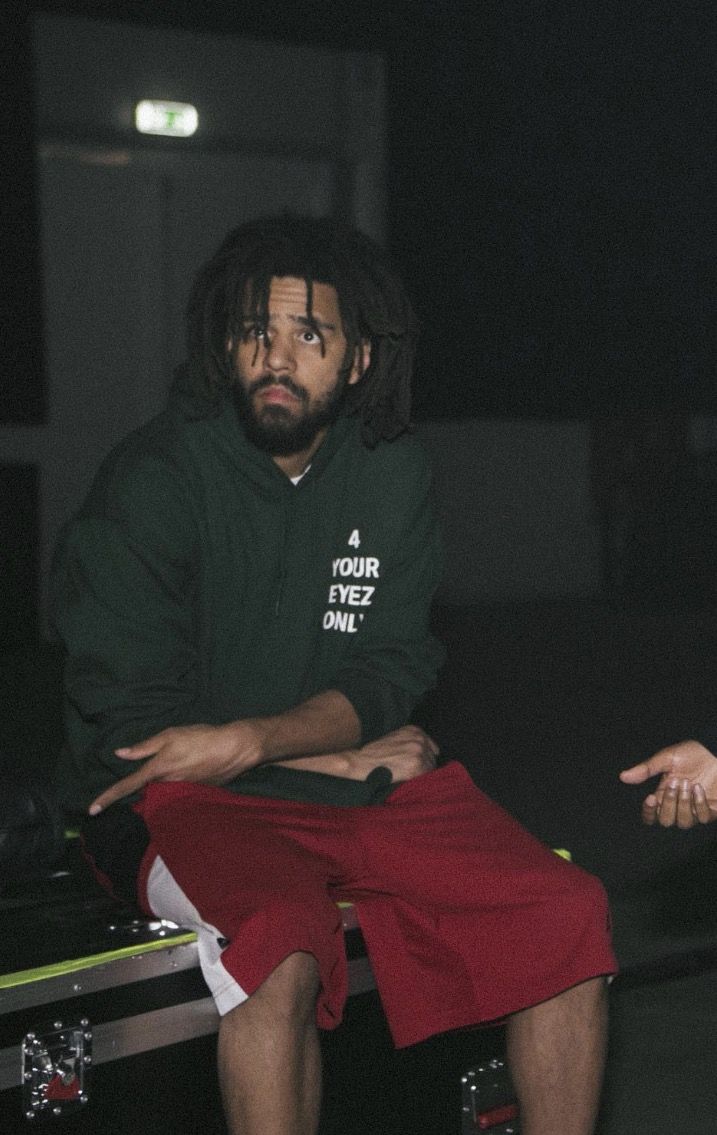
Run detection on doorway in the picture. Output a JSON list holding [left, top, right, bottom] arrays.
[[19, 12, 386, 611]]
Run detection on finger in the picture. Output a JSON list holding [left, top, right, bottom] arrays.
[[115, 738, 162, 759], [89, 766, 155, 815], [676, 779, 696, 829], [692, 784, 713, 825], [657, 779, 680, 827], [641, 793, 659, 825], [620, 755, 673, 784]]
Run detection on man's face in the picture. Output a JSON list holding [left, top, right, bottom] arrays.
[[230, 276, 366, 457]]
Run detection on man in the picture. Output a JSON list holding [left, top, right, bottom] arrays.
[[621, 738, 717, 827], [51, 214, 616, 1135]]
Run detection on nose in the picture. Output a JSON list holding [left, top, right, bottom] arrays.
[[263, 330, 295, 373]]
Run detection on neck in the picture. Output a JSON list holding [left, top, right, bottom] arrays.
[[271, 427, 328, 478]]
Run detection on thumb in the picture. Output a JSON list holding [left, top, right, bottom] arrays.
[[619, 755, 672, 784]]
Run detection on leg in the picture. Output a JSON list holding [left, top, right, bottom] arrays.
[[505, 975, 608, 1135], [217, 951, 322, 1135]]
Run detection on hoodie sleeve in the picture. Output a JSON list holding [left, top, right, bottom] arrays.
[[50, 449, 201, 804], [328, 444, 445, 742]]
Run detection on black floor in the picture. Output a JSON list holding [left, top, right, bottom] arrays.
[[599, 969, 717, 1135]]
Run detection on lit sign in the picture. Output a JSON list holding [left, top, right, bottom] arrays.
[[134, 100, 198, 138]]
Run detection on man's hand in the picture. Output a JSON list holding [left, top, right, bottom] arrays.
[[619, 740, 717, 828], [89, 721, 266, 814], [276, 725, 439, 782], [88, 690, 362, 815]]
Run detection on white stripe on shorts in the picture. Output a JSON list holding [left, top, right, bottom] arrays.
[[145, 853, 249, 1016]]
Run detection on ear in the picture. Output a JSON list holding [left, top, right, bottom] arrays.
[[348, 339, 371, 386]]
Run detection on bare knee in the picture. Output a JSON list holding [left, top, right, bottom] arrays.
[[551, 974, 607, 1002], [508, 974, 608, 1039], [543, 974, 609, 1025], [224, 952, 320, 1034]]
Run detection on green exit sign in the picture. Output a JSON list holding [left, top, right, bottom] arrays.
[[135, 100, 198, 138]]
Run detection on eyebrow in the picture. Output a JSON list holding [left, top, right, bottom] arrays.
[[241, 313, 337, 332], [294, 314, 336, 332]]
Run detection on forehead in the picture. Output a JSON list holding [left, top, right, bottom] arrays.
[[245, 276, 342, 323]]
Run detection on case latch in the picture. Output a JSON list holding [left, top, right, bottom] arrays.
[[22, 1019, 91, 1118], [461, 1058, 519, 1132]]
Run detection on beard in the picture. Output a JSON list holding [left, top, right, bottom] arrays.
[[231, 371, 349, 456]]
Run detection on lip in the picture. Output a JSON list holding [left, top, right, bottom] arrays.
[[257, 386, 300, 405], [255, 390, 297, 413]]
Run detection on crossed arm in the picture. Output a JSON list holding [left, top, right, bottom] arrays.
[[620, 740, 717, 828], [89, 690, 439, 815]]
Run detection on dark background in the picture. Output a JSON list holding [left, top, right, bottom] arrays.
[[2, 0, 717, 873], [2, 0, 716, 424], [3, 7, 717, 1130], [2, 0, 717, 889]]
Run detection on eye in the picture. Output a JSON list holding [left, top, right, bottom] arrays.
[[242, 325, 267, 342], [299, 328, 322, 345]]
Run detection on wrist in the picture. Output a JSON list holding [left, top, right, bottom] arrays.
[[273, 750, 356, 776], [223, 718, 270, 770]]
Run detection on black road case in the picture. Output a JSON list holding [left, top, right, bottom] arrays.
[[0, 839, 515, 1134]]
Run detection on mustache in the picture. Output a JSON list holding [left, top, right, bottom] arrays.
[[247, 375, 308, 403]]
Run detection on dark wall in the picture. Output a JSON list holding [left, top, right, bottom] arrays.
[[1, 6, 45, 423], [0, 464, 39, 646], [388, 2, 717, 418], [2, 0, 716, 423]]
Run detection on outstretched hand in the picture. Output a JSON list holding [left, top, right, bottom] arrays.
[[89, 721, 265, 814], [619, 740, 717, 828]]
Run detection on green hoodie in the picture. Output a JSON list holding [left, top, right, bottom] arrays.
[[51, 393, 444, 812]]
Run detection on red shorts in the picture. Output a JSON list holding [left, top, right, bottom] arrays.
[[135, 761, 616, 1048]]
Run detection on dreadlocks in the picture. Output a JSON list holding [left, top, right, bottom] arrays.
[[184, 214, 418, 446]]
